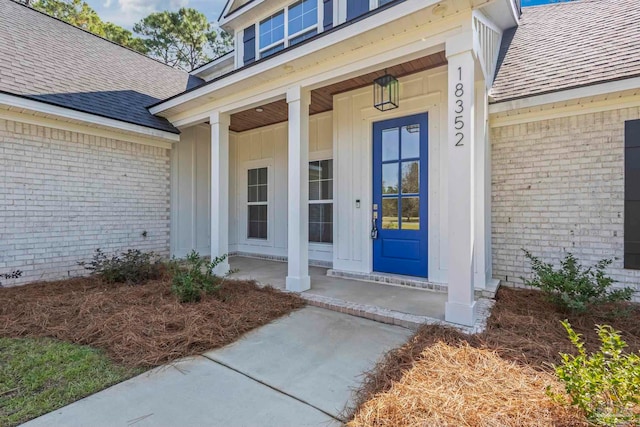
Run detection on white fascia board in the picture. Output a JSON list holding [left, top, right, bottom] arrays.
[[489, 76, 640, 114], [0, 92, 180, 143], [150, 0, 443, 116], [190, 51, 235, 76], [219, 0, 266, 27]]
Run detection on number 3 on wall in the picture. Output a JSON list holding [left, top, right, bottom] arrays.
[[454, 66, 464, 147]]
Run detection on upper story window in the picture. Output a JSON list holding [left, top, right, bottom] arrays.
[[288, 0, 318, 45], [259, 11, 285, 57], [258, 0, 318, 59], [242, 0, 403, 66]]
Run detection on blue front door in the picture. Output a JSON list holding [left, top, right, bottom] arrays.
[[372, 113, 428, 277]]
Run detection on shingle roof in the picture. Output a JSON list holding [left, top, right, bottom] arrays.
[[491, 0, 640, 103], [0, 0, 203, 133]]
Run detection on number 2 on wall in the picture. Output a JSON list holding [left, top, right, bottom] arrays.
[[454, 66, 464, 147]]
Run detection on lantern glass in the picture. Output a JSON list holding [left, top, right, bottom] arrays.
[[373, 73, 399, 111]]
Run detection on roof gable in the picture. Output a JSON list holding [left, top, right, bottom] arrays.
[[491, 0, 640, 103], [0, 0, 204, 133], [219, 0, 258, 21]]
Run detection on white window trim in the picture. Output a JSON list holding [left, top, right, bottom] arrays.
[[256, 0, 323, 60], [242, 160, 274, 245], [308, 155, 334, 245]]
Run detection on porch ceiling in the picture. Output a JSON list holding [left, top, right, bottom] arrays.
[[229, 51, 447, 132]]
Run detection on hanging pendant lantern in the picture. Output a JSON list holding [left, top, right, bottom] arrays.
[[373, 71, 399, 111]]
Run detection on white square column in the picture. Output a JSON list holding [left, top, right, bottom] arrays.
[[445, 34, 477, 326], [474, 80, 491, 289], [286, 86, 311, 292], [210, 111, 231, 276]]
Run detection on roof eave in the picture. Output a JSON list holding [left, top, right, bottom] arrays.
[[0, 90, 180, 142], [489, 74, 640, 113]]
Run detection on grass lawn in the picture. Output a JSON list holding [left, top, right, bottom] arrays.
[[348, 287, 640, 427], [0, 270, 305, 424], [0, 337, 142, 427]]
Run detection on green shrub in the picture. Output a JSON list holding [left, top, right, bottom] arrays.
[[0, 270, 22, 288], [521, 250, 634, 313], [79, 249, 162, 285], [169, 251, 228, 303], [550, 321, 640, 426]]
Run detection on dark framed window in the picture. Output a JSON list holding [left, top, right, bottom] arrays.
[[259, 11, 285, 58], [247, 167, 268, 239], [625, 119, 640, 269], [288, 0, 318, 45], [309, 159, 333, 243], [256, 0, 319, 59]]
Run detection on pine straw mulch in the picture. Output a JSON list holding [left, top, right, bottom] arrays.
[[348, 287, 640, 427], [0, 273, 305, 368]]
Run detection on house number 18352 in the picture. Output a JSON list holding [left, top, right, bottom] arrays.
[[454, 66, 464, 147]]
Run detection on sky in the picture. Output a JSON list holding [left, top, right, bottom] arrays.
[[88, 0, 227, 29], [86, 0, 565, 30]]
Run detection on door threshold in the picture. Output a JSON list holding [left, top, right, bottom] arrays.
[[326, 269, 447, 293]]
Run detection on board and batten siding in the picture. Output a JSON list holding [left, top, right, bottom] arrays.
[[171, 112, 334, 263], [171, 65, 493, 285], [491, 107, 640, 298], [170, 125, 211, 258], [0, 118, 171, 285], [332, 66, 450, 283]]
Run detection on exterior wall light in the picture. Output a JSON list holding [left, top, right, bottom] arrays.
[[373, 71, 399, 111]]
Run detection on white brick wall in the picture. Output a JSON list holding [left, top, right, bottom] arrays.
[[491, 107, 640, 298], [0, 118, 171, 285]]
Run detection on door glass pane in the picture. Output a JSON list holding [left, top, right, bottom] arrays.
[[381, 198, 398, 229], [382, 128, 399, 161], [401, 197, 419, 230], [401, 161, 419, 194], [401, 124, 420, 159], [382, 163, 398, 194]]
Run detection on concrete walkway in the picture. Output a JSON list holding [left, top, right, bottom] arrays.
[[23, 307, 411, 427]]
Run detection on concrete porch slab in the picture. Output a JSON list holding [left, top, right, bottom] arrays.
[[228, 256, 495, 332], [229, 256, 447, 318]]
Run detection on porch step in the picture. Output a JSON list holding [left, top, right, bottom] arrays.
[[326, 269, 501, 299], [298, 292, 495, 334]]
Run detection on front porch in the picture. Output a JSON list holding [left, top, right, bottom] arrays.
[[168, 2, 506, 327], [228, 256, 493, 333]]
